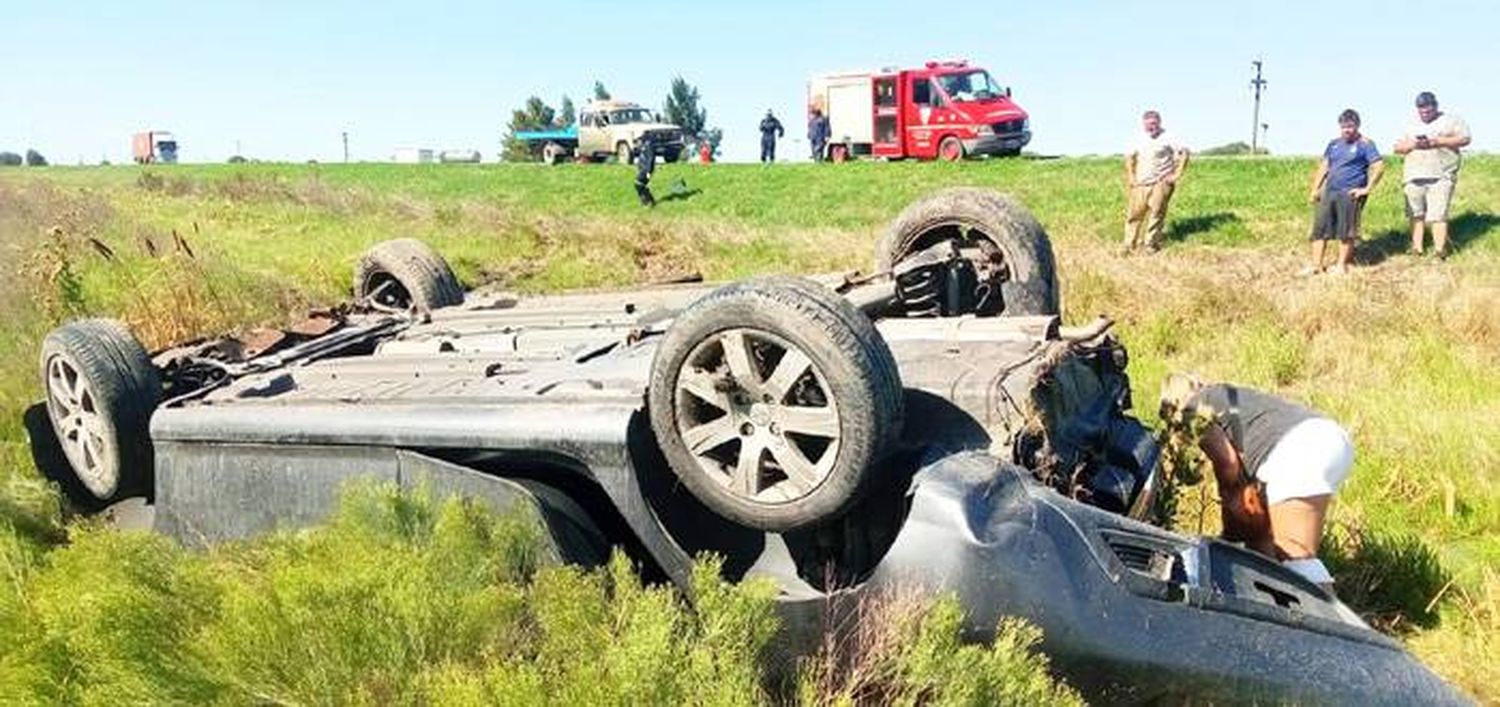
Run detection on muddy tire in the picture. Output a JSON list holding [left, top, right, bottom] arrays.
[[39, 319, 161, 502], [648, 277, 904, 531], [353, 238, 464, 313], [878, 188, 1059, 316]]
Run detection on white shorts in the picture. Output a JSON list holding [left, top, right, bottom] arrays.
[[1255, 417, 1354, 505]]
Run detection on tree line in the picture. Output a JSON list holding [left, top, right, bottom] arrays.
[[0, 149, 48, 166], [501, 78, 721, 162]]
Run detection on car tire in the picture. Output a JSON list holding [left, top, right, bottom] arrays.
[[830, 144, 850, 163], [39, 319, 161, 503], [648, 277, 904, 532], [877, 187, 1059, 316], [617, 142, 633, 164], [938, 136, 965, 162], [353, 238, 464, 313]]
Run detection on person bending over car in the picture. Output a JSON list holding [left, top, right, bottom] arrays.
[[1160, 374, 1354, 591]]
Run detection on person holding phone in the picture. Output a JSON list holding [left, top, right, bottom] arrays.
[[1394, 92, 1471, 259]]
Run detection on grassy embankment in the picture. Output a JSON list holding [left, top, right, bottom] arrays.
[[1, 156, 1496, 702]]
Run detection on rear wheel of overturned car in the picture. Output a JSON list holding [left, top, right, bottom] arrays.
[[39, 319, 161, 502], [353, 238, 464, 313], [648, 278, 904, 532], [878, 187, 1059, 316]]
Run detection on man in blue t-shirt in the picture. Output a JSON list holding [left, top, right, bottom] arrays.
[[1302, 109, 1385, 275]]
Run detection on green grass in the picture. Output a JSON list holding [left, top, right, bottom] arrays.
[[0, 482, 1080, 705], [2, 156, 1498, 701]]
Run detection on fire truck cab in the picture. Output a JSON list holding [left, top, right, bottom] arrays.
[[809, 60, 1031, 161]]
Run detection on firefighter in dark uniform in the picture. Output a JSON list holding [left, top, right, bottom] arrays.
[[759, 109, 785, 163], [808, 107, 831, 162], [634, 133, 657, 207]]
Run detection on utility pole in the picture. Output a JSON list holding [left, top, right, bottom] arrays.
[[1249, 59, 1267, 155], [342, 131, 350, 163]]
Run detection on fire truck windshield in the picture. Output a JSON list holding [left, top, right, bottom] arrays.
[[935, 71, 1006, 103]]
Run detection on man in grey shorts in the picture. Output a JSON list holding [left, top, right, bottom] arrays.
[[1395, 91, 1471, 259], [1161, 374, 1355, 591], [1303, 109, 1384, 276]]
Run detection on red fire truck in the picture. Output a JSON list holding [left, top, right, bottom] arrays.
[[808, 60, 1030, 161]]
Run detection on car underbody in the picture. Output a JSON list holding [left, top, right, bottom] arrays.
[[30, 191, 1466, 704]]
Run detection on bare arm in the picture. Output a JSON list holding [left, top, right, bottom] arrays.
[[1308, 158, 1329, 202], [1167, 149, 1190, 183], [1431, 133, 1471, 149], [1199, 425, 1245, 489], [1351, 159, 1385, 199], [1394, 138, 1415, 155], [1124, 153, 1137, 185]]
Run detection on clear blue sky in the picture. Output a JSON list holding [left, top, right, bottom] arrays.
[[4, 0, 1492, 164]]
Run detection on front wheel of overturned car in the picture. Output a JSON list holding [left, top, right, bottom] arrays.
[[39, 319, 161, 503], [648, 278, 904, 532], [353, 238, 464, 313], [878, 187, 1059, 316]]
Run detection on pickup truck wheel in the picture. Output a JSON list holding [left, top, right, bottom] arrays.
[[39, 319, 161, 502], [617, 142, 633, 164], [354, 238, 464, 313], [649, 278, 903, 532], [938, 136, 964, 161], [878, 188, 1059, 316]]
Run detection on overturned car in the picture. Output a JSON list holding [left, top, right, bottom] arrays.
[[32, 189, 1463, 704]]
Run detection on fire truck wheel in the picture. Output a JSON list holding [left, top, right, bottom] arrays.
[[354, 238, 464, 313], [938, 136, 965, 161], [648, 277, 904, 532], [831, 144, 850, 163], [878, 188, 1059, 316]]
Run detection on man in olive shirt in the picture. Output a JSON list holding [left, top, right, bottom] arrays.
[[1161, 374, 1354, 590], [1394, 91, 1471, 259]]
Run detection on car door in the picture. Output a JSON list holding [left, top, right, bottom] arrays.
[[579, 111, 603, 157], [904, 75, 941, 158]]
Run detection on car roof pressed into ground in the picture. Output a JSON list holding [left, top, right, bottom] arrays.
[[31, 189, 1465, 704]]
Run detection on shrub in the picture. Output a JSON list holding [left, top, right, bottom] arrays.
[[797, 589, 1083, 707], [0, 151, 22, 166], [0, 482, 1080, 705], [25, 149, 47, 167]]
